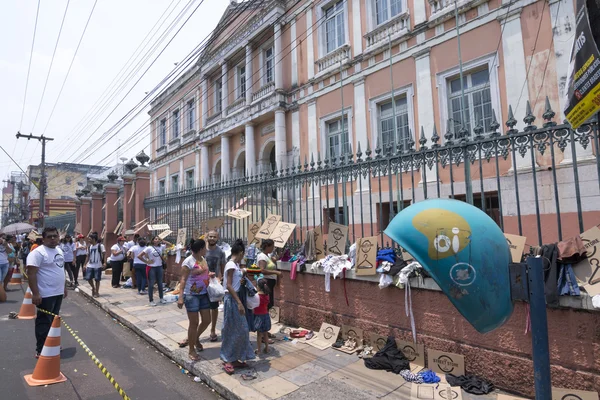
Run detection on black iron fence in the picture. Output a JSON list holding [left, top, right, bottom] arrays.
[[145, 102, 600, 251]]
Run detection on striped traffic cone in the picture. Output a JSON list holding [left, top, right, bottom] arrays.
[[9, 265, 22, 284], [17, 287, 36, 320], [24, 315, 67, 386]]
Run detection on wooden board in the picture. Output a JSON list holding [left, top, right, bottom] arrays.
[[158, 230, 172, 240], [505, 233, 527, 263], [306, 323, 341, 350], [269, 222, 296, 248], [255, 214, 282, 239], [427, 349, 465, 376], [355, 236, 378, 275], [396, 339, 425, 367], [326, 223, 348, 256], [573, 226, 600, 296]]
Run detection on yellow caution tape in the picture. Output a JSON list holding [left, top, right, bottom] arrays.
[[36, 307, 131, 400]]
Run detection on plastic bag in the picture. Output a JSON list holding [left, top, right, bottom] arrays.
[[207, 277, 225, 303], [246, 292, 260, 309]]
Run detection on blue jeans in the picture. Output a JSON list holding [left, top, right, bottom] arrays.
[[134, 264, 147, 293], [147, 267, 164, 302], [0, 263, 8, 282]]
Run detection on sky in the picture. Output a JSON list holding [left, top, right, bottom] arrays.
[[0, 0, 228, 183]]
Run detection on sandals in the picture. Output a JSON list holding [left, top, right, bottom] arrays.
[[305, 331, 314, 340], [209, 334, 218, 342], [189, 353, 200, 361], [179, 339, 189, 348], [231, 361, 248, 368], [195, 343, 204, 352], [222, 363, 235, 375], [290, 330, 308, 338]]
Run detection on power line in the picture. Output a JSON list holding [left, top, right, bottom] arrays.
[[31, 0, 72, 132], [41, 0, 99, 135], [19, 0, 42, 131]]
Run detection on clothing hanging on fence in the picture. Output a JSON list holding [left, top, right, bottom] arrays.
[[376, 249, 396, 264], [312, 255, 352, 293], [364, 336, 410, 373], [304, 230, 317, 261], [348, 243, 357, 267], [379, 274, 393, 289], [557, 263, 580, 296], [533, 244, 559, 306], [557, 235, 587, 264]]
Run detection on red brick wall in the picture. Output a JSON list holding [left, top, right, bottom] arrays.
[[274, 271, 600, 397]]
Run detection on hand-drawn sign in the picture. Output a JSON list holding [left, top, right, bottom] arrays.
[[269, 222, 296, 248], [326, 223, 348, 256], [313, 226, 325, 260], [256, 214, 282, 239], [356, 236, 378, 275], [323, 326, 335, 340], [438, 388, 459, 400]]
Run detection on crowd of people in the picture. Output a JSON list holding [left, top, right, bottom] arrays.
[[5, 225, 282, 374]]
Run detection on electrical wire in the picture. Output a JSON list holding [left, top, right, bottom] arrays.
[[19, 0, 42, 132], [41, 0, 99, 136]]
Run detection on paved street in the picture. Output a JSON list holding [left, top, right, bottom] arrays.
[[0, 285, 220, 400]]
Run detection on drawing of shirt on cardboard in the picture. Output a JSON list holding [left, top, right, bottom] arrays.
[[326, 223, 348, 256], [248, 222, 261, 246], [269, 222, 296, 248], [313, 226, 325, 260], [256, 214, 282, 239], [356, 236, 377, 275]]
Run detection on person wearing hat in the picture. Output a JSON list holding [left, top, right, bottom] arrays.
[[74, 234, 88, 285], [110, 237, 127, 288]]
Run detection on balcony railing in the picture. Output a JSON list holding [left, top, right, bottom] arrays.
[[315, 44, 351, 74], [206, 112, 221, 126], [429, 0, 450, 14], [365, 13, 410, 51], [252, 82, 275, 102], [227, 97, 246, 115]]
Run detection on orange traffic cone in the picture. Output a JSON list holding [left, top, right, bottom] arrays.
[[10, 265, 23, 284], [24, 315, 67, 386], [17, 287, 36, 320]]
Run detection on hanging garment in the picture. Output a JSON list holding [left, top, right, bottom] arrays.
[[399, 370, 423, 383], [446, 374, 495, 395], [376, 249, 396, 264], [386, 259, 408, 276], [290, 260, 298, 280], [304, 230, 317, 261], [364, 336, 410, 373], [379, 274, 393, 289], [376, 261, 393, 274], [557, 263, 580, 296], [557, 235, 587, 264], [348, 243, 357, 267], [534, 245, 559, 306]]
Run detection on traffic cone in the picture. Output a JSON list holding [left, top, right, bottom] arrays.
[[17, 287, 36, 320], [24, 315, 67, 386], [10, 265, 23, 284]]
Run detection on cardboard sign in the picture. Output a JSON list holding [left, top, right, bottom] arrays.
[[411, 384, 437, 399], [176, 228, 187, 246], [573, 226, 600, 296], [313, 226, 325, 260], [411, 384, 463, 400], [203, 217, 224, 232], [505, 233, 527, 263], [396, 339, 425, 367], [269, 222, 296, 248], [248, 222, 261, 246], [74, 222, 81, 234], [368, 333, 388, 352], [341, 325, 363, 344], [256, 214, 282, 239], [114, 221, 123, 235], [326, 223, 348, 256], [269, 306, 280, 324], [355, 236, 378, 275], [427, 349, 465, 376], [552, 387, 599, 400], [306, 323, 341, 350], [227, 209, 252, 220], [497, 395, 530, 400], [148, 224, 170, 231], [158, 230, 173, 240]]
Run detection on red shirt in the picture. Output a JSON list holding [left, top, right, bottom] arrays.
[[254, 294, 270, 315]]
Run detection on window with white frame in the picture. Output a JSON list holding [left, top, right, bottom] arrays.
[[185, 170, 194, 188], [171, 174, 179, 192], [186, 99, 195, 131], [326, 117, 350, 160], [374, 0, 403, 25], [378, 96, 410, 151], [447, 68, 493, 139], [264, 47, 274, 84], [215, 79, 223, 114], [324, 1, 345, 53], [172, 109, 180, 139], [237, 65, 246, 98], [158, 179, 165, 194], [158, 118, 167, 147]]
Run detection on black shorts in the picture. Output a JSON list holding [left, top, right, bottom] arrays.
[[209, 301, 219, 310]]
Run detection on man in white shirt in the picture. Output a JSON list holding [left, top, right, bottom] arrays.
[[26, 226, 67, 358], [84, 233, 105, 298]]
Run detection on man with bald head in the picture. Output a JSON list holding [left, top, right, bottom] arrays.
[[205, 230, 226, 342]]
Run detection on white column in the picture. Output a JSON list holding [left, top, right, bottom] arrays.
[[165, 165, 170, 193], [353, 78, 368, 158], [500, 9, 530, 170], [275, 109, 287, 171], [179, 159, 184, 190], [274, 23, 283, 90], [195, 149, 200, 186], [307, 100, 318, 160], [290, 19, 298, 86], [413, 0, 427, 26], [221, 62, 228, 118], [245, 44, 253, 105], [200, 144, 210, 184], [306, 8, 315, 80], [195, 87, 201, 131], [245, 123, 256, 176], [414, 50, 437, 183], [201, 77, 208, 128], [221, 135, 231, 181], [351, 0, 363, 56], [291, 110, 300, 167]]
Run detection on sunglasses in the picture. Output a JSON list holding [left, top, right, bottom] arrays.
[[46, 235, 59, 239]]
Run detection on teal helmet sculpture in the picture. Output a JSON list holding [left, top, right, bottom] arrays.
[[384, 198, 513, 333]]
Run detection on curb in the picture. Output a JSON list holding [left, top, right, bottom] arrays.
[[76, 288, 243, 400]]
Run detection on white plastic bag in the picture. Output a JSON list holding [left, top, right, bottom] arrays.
[[207, 277, 225, 303], [246, 293, 260, 309]]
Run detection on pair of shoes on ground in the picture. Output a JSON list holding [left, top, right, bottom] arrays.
[[149, 299, 168, 306]]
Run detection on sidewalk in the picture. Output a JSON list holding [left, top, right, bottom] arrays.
[[76, 283, 500, 400]]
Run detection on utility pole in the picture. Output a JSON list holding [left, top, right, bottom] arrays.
[[16, 132, 54, 228]]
